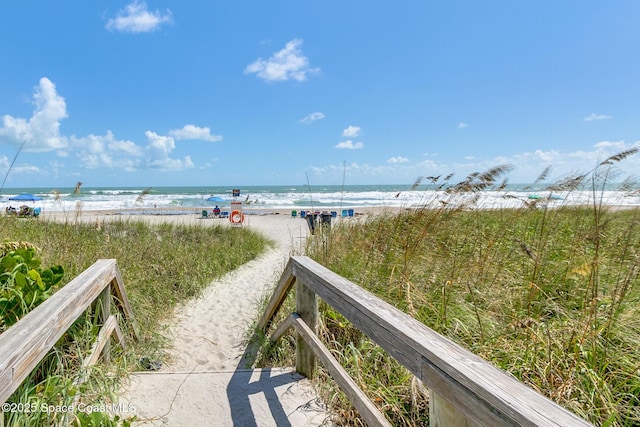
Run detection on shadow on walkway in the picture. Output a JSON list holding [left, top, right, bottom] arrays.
[[226, 337, 331, 426]]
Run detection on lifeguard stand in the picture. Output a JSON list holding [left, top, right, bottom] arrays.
[[229, 188, 244, 226]]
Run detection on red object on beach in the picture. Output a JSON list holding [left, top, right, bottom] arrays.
[[230, 210, 244, 224]]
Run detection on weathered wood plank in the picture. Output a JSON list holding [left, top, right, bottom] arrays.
[[295, 281, 318, 378], [0, 259, 125, 404], [83, 315, 126, 370], [421, 356, 507, 426], [430, 392, 476, 427], [269, 312, 296, 344], [257, 258, 296, 331], [68, 315, 126, 418], [288, 256, 591, 427], [73, 315, 125, 393], [289, 313, 392, 427], [110, 262, 139, 340], [98, 284, 112, 364], [270, 313, 392, 426]]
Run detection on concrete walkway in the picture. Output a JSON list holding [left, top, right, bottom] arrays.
[[120, 368, 330, 426]]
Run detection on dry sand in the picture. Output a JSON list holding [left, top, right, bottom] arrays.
[[45, 209, 346, 425], [149, 212, 312, 372]]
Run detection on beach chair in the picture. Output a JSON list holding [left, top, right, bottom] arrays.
[[201, 210, 209, 219], [220, 211, 229, 219], [291, 210, 297, 218]]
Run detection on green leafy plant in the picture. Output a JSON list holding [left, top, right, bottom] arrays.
[[73, 410, 135, 427], [0, 241, 64, 331]]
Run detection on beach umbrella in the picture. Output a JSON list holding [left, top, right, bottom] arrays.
[[206, 196, 225, 202], [9, 193, 42, 202]]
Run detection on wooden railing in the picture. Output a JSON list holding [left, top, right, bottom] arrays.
[[0, 259, 137, 408], [259, 256, 592, 427]]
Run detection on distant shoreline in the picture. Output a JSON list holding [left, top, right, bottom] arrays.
[[35, 203, 640, 221], [40, 205, 405, 222], [5, 185, 640, 213]]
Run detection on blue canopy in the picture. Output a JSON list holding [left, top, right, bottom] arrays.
[[206, 196, 225, 202], [9, 193, 42, 202]]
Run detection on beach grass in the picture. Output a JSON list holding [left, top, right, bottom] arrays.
[[305, 206, 640, 426], [0, 215, 270, 426], [257, 156, 640, 426]]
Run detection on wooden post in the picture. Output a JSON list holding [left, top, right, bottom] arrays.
[[98, 284, 111, 364], [295, 281, 318, 378], [429, 391, 475, 427]]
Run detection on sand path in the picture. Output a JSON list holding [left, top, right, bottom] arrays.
[[161, 214, 310, 371], [106, 213, 332, 425]]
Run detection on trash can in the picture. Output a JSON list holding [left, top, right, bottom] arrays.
[[321, 212, 332, 229], [306, 213, 317, 234]]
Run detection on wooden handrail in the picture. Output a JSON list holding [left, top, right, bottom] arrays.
[[0, 259, 137, 405], [261, 256, 592, 426], [272, 313, 392, 427]]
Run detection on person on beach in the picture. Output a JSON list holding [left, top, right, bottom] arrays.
[[213, 205, 221, 217]]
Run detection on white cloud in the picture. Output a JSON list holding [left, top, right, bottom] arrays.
[[168, 124, 223, 142], [145, 131, 193, 171], [244, 39, 320, 82], [81, 153, 115, 169], [109, 138, 144, 155], [0, 78, 213, 177], [70, 126, 218, 170], [342, 125, 361, 137], [460, 141, 640, 182], [148, 156, 194, 171], [336, 140, 364, 150], [458, 122, 468, 129], [308, 140, 640, 185], [593, 140, 627, 151], [0, 77, 68, 152], [145, 131, 175, 156], [388, 156, 409, 164], [71, 129, 198, 171], [74, 134, 106, 154], [307, 162, 394, 180], [7, 163, 41, 176], [300, 112, 325, 124], [70, 131, 143, 169], [106, 1, 172, 34], [532, 149, 560, 163], [583, 113, 613, 122]]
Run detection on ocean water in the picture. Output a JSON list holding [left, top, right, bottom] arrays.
[[1, 184, 639, 213]]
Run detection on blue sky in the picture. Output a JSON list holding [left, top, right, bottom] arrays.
[[1, 1, 639, 188]]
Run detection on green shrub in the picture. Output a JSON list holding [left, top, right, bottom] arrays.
[[0, 241, 64, 331]]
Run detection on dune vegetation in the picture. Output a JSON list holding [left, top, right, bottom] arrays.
[[0, 216, 269, 426], [260, 152, 640, 426]]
